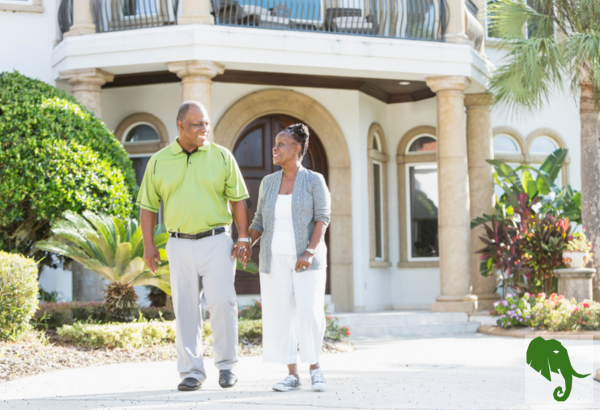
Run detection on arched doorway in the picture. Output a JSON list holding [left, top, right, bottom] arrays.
[[231, 114, 330, 295], [214, 89, 354, 312]]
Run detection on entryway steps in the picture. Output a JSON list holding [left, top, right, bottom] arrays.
[[334, 311, 482, 338]]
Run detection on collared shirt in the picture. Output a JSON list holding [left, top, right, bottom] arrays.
[[137, 138, 249, 234]]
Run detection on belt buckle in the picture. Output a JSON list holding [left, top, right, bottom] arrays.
[[174, 232, 179, 239]]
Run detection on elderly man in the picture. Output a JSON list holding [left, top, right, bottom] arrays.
[[138, 101, 251, 391]]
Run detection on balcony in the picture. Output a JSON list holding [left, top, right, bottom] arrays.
[[58, 0, 453, 42]]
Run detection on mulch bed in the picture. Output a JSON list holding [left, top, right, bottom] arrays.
[[0, 331, 342, 383]]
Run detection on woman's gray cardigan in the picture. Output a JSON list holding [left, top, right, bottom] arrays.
[[249, 166, 331, 274]]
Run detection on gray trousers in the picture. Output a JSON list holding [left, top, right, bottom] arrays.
[[166, 232, 238, 382]]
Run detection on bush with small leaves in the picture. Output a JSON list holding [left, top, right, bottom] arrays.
[[0, 71, 137, 269], [0, 251, 39, 341]]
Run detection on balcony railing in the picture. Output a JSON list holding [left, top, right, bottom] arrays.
[[58, 0, 448, 41], [213, 0, 448, 41]]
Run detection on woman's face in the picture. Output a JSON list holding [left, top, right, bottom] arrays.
[[273, 132, 300, 166]]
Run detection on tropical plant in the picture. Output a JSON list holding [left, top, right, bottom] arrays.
[[566, 231, 593, 253], [488, 0, 600, 299], [521, 214, 571, 295], [0, 71, 137, 271], [36, 211, 170, 322]]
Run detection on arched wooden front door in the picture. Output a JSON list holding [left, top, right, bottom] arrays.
[[232, 114, 330, 295]]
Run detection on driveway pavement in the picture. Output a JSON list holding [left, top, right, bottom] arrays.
[[2, 334, 600, 409]]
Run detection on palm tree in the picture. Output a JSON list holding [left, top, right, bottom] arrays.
[[37, 211, 171, 321], [488, 0, 600, 299]]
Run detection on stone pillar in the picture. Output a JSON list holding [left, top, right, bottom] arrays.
[[63, 0, 96, 37], [426, 75, 478, 313], [465, 93, 500, 311], [59, 68, 114, 118], [168, 60, 225, 139], [178, 0, 214, 25], [555, 268, 596, 303], [444, 0, 471, 45]]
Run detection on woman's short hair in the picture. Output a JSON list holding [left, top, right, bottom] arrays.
[[284, 123, 310, 160]]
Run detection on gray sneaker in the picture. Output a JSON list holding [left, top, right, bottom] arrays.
[[310, 369, 327, 392], [272, 375, 301, 392]]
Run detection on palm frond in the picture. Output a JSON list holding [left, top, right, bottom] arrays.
[[83, 211, 118, 256], [114, 242, 133, 279]]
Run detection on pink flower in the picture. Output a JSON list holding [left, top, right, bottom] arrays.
[[346, 331, 351, 336], [582, 302, 590, 309]]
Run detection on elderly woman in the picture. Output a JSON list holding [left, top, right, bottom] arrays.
[[248, 123, 331, 392]]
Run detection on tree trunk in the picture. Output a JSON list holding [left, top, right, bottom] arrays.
[[579, 82, 600, 301]]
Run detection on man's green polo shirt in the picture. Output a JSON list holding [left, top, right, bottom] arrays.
[[136, 138, 249, 234]]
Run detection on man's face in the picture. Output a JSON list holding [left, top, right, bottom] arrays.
[[178, 105, 209, 149]]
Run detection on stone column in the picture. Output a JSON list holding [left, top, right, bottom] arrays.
[[465, 93, 500, 311], [178, 0, 214, 25], [426, 75, 478, 313], [59, 68, 114, 118], [168, 60, 225, 138], [444, 0, 471, 45], [63, 0, 96, 37]]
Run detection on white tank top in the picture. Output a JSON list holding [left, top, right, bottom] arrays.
[[271, 195, 297, 255]]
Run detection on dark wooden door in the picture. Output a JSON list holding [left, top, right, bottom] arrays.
[[231, 114, 330, 295]]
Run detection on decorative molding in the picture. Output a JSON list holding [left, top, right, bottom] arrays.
[[0, 0, 43, 13], [492, 126, 527, 155], [397, 261, 439, 269]]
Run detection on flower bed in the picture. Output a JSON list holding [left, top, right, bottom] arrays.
[[491, 293, 600, 331]]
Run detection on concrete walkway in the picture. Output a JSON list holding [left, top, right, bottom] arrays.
[[2, 334, 600, 409]]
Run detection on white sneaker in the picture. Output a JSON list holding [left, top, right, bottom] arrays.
[[310, 369, 327, 392], [272, 375, 301, 392]]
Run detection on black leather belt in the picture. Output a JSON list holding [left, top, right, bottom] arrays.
[[169, 227, 228, 240]]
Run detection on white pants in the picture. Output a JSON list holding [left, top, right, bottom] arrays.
[[260, 253, 327, 365], [166, 233, 238, 382]]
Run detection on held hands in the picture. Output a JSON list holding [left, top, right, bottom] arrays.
[[144, 244, 161, 275], [295, 251, 314, 273], [231, 241, 252, 268]]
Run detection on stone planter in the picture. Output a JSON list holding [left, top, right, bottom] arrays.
[[561, 251, 590, 269], [554, 268, 596, 303]]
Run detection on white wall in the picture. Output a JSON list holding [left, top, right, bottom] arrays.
[[0, 2, 61, 83]]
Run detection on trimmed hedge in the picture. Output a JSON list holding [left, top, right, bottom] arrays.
[[33, 302, 175, 329], [0, 251, 39, 341], [0, 71, 137, 269], [56, 319, 262, 348]]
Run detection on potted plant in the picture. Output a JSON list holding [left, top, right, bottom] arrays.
[[562, 231, 593, 269]]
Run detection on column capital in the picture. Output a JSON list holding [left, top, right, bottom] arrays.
[[59, 68, 114, 88], [464, 93, 494, 108], [168, 60, 225, 80], [425, 76, 471, 94]]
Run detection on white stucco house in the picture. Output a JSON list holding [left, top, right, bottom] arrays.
[[1, 0, 580, 313]]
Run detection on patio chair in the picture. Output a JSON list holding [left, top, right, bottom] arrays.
[[239, 3, 291, 29], [324, 7, 378, 35]]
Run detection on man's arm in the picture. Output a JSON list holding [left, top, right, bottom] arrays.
[[230, 200, 251, 267], [141, 209, 161, 274]]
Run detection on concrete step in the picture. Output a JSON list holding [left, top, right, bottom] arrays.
[[334, 311, 481, 338], [334, 311, 469, 326], [346, 321, 481, 338]]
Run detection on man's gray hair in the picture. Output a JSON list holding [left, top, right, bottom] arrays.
[[177, 101, 206, 124]]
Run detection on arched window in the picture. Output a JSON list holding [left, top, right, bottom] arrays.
[[493, 134, 521, 153], [530, 136, 558, 154], [397, 127, 439, 267], [115, 113, 170, 221], [367, 124, 390, 268]]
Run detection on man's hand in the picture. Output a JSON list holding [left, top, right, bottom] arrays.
[[231, 241, 251, 268], [144, 243, 161, 274]]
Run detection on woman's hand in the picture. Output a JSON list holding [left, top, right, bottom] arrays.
[[295, 251, 314, 272]]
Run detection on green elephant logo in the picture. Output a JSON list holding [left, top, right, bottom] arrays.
[[526, 337, 590, 402]]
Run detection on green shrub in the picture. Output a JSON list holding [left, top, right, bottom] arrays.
[[33, 301, 175, 329], [57, 321, 177, 349], [0, 71, 137, 269], [0, 251, 39, 341], [325, 315, 350, 340], [238, 299, 262, 320], [238, 319, 262, 342]]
